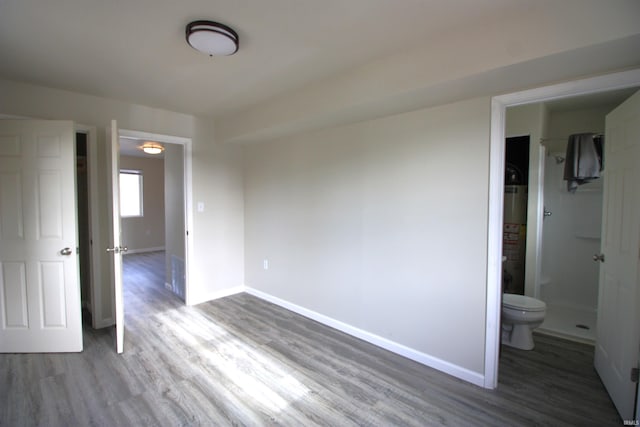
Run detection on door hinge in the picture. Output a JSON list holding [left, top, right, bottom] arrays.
[[631, 367, 639, 383]]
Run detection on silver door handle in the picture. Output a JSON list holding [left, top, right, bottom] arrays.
[[543, 208, 552, 217], [60, 247, 73, 256], [106, 246, 129, 254], [593, 253, 605, 262]]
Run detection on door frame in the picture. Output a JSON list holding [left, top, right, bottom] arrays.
[[484, 68, 640, 389], [118, 128, 194, 304]]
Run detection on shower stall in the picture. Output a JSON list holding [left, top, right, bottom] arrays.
[[536, 151, 602, 343]]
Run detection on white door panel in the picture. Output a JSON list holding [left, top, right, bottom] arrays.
[[0, 120, 82, 352], [594, 89, 640, 420], [106, 120, 124, 353]]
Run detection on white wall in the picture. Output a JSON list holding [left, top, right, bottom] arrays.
[[0, 79, 245, 316], [120, 155, 165, 252], [541, 105, 614, 309], [244, 97, 491, 378], [189, 119, 245, 304]]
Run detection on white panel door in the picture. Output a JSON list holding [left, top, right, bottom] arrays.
[[0, 120, 82, 352], [594, 89, 640, 420], [106, 120, 125, 353]]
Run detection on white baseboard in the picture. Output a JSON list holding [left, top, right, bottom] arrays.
[[245, 287, 485, 387]]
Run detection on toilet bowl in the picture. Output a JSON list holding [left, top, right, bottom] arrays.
[[502, 293, 546, 350]]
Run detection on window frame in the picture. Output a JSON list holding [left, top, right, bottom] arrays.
[[119, 169, 144, 218]]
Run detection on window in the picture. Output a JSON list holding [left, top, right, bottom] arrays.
[[119, 170, 143, 217]]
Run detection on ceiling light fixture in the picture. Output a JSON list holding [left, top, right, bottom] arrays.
[[186, 20, 239, 56], [141, 142, 164, 155]]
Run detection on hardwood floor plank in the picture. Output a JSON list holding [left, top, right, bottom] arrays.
[[0, 251, 622, 426]]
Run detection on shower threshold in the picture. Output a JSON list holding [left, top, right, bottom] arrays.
[[536, 303, 596, 345]]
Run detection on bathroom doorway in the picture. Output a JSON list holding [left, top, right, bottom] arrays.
[[484, 69, 640, 391], [505, 89, 635, 344]]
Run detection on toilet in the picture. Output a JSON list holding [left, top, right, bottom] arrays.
[[502, 293, 546, 350]]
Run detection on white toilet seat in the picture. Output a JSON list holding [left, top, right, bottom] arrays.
[[503, 293, 546, 312]]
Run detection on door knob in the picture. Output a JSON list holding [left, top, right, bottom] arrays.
[[60, 247, 73, 256], [543, 208, 552, 217], [106, 246, 129, 254], [593, 253, 605, 262]]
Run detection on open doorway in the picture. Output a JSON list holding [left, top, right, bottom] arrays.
[[118, 135, 188, 309], [501, 87, 640, 422], [485, 69, 640, 397]]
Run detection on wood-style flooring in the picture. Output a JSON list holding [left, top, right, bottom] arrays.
[[1, 251, 621, 426]]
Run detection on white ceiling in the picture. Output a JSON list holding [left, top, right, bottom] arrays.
[[0, 0, 541, 119], [119, 137, 164, 159], [543, 87, 639, 113]]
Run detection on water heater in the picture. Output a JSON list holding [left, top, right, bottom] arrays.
[[503, 184, 527, 294]]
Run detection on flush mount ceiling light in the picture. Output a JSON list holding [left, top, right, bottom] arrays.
[[186, 20, 239, 56], [141, 142, 164, 155]]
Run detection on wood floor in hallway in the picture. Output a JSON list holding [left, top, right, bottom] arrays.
[[1, 251, 621, 426]]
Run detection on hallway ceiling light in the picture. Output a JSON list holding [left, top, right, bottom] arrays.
[[141, 142, 164, 155], [186, 20, 239, 56]]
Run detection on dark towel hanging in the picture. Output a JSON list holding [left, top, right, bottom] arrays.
[[563, 133, 604, 193]]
